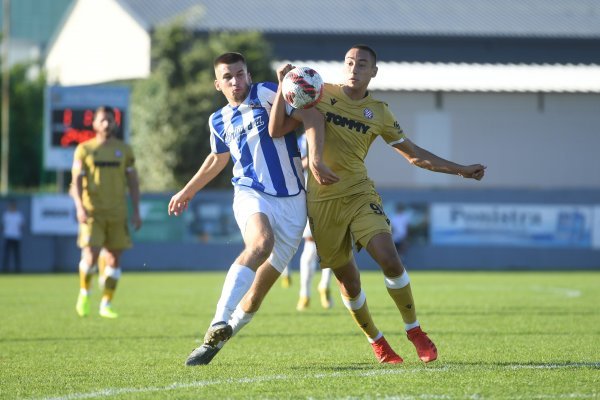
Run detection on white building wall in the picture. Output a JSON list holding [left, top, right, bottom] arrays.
[[366, 91, 600, 189], [44, 0, 150, 85]]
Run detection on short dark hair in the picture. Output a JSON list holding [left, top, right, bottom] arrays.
[[349, 44, 377, 65], [214, 52, 246, 68], [94, 106, 115, 119]]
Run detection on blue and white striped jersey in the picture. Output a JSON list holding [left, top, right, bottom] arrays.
[[297, 134, 308, 159], [209, 82, 304, 197]]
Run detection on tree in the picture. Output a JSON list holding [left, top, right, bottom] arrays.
[[0, 62, 49, 190], [131, 26, 273, 192]]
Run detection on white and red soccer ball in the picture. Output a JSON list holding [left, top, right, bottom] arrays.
[[281, 66, 324, 109]]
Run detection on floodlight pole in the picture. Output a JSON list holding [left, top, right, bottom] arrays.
[[1, 0, 10, 195]]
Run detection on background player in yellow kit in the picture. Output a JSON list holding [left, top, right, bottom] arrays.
[[71, 106, 142, 318], [270, 45, 486, 364]]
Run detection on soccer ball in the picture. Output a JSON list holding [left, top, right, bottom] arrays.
[[281, 66, 324, 109]]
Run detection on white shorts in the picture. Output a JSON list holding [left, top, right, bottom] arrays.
[[233, 186, 306, 273]]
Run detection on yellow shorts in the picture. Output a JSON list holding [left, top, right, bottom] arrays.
[[77, 213, 132, 250], [308, 190, 391, 269]]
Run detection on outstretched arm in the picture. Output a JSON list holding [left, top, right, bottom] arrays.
[[168, 152, 230, 216], [393, 138, 486, 180]]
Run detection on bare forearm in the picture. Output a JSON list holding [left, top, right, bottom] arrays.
[[410, 146, 466, 175], [70, 176, 85, 210], [185, 154, 228, 194], [296, 109, 339, 185], [127, 172, 141, 214], [297, 109, 325, 166], [269, 85, 294, 138]]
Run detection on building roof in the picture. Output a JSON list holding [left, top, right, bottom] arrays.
[[280, 61, 600, 93], [0, 0, 73, 45], [118, 0, 600, 39]]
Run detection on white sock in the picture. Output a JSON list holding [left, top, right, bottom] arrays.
[[211, 264, 255, 325], [228, 305, 255, 336], [367, 331, 383, 343], [299, 241, 317, 297], [100, 298, 110, 308], [79, 260, 93, 275], [318, 267, 332, 290], [79, 288, 89, 296], [405, 321, 420, 331]]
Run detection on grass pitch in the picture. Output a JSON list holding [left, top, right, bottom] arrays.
[[0, 271, 598, 399]]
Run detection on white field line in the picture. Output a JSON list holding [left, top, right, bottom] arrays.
[[531, 285, 582, 298], [31, 363, 598, 400]]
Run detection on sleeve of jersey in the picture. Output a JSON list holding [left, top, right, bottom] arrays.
[[209, 113, 229, 154], [381, 106, 407, 146], [125, 145, 136, 171], [258, 81, 294, 116], [72, 145, 86, 175]]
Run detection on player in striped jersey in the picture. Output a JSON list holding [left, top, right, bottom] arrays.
[[168, 52, 337, 366], [270, 45, 486, 364]]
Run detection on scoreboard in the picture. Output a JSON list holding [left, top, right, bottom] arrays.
[[44, 85, 130, 170]]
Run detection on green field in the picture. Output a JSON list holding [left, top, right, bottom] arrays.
[[0, 271, 598, 399]]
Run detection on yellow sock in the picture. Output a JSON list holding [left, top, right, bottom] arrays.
[[341, 290, 380, 340], [98, 250, 106, 278], [102, 280, 116, 303], [102, 266, 121, 304], [78, 260, 93, 292], [385, 272, 417, 324]]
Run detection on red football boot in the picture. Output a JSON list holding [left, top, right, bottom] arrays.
[[371, 336, 404, 364], [407, 326, 438, 363]]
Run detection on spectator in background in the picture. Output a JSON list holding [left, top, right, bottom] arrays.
[[2, 200, 24, 273], [70, 106, 142, 319], [390, 203, 410, 256]]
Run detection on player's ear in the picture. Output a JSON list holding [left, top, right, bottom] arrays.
[[372, 65, 378, 78], [247, 72, 252, 85], [214, 80, 221, 91]]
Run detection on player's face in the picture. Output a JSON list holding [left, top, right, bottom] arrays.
[[92, 110, 116, 136], [214, 61, 252, 105], [343, 48, 377, 92]]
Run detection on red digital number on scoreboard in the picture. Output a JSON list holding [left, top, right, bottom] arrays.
[[52, 108, 124, 147]]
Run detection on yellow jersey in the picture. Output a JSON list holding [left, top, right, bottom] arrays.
[[73, 137, 135, 217], [308, 83, 406, 201]]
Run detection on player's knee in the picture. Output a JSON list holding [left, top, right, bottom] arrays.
[[377, 252, 403, 276], [338, 277, 362, 298], [79, 260, 95, 276], [104, 266, 122, 280], [246, 239, 273, 262]]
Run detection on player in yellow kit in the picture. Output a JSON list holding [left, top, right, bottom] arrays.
[[270, 45, 486, 364], [70, 106, 142, 318]]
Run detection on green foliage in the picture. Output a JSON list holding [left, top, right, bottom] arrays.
[[0, 271, 598, 399], [132, 26, 274, 192], [0, 62, 52, 190]]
